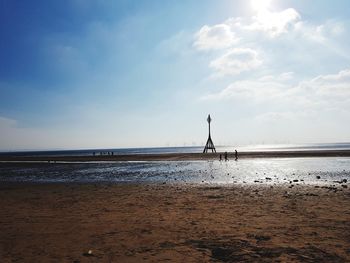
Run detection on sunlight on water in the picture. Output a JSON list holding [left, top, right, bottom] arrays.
[[1, 143, 350, 156], [0, 158, 349, 185]]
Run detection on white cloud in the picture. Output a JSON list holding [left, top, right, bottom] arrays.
[[293, 20, 345, 44], [247, 8, 301, 37], [294, 20, 345, 44], [193, 24, 238, 51], [296, 69, 350, 100], [259, 72, 294, 82], [191, 4, 349, 78], [194, 6, 301, 51], [202, 69, 350, 110], [201, 78, 287, 101], [209, 48, 262, 76], [201, 69, 350, 143], [255, 111, 296, 123]]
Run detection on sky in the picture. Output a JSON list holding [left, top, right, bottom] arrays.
[[0, 0, 350, 151]]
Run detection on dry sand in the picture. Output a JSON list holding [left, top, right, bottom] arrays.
[[0, 183, 349, 262]]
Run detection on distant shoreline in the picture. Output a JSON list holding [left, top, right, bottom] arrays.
[[0, 150, 350, 162]]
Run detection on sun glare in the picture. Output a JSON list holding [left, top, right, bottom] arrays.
[[251, 0, 272, 11]]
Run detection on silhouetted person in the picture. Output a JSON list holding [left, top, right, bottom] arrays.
[[219, 154, 222, 161], [224, 151, 228, 161], [235, 150, 238, 160]]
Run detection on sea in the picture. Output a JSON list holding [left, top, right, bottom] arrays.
[[1, 142, 350, 157], [0, 143, 349, 185]]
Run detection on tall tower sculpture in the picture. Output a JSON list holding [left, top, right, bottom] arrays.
[[203, 114, 216, 153]]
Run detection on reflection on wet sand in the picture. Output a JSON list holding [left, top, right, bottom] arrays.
[[0, 158, 349, 185]]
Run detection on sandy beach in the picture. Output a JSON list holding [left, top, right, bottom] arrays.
[[2, 0, 350, 262], [0, 182, 349, 262]]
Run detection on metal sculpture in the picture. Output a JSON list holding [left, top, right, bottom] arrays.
[[203, 114, 216, 153]]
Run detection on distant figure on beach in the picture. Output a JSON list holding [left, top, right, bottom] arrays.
[[235, 150, 238, 160], [219, 154, 222, 161], [224, 151, 228, 161], [93, 152, 95, 156]]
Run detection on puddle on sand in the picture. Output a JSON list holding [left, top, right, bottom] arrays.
[[0, 157, 349, 185]]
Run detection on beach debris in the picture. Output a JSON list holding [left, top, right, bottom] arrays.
[[265, 177, 271, 180], [305, 193, 318, 197], [316, 176, 321, 179], [83, 250, 94, 257], [293, 179, 299, 182], [342, 185, 347, 188], [334, 179, 348, 184], [322, 186, 338, 192], [125, 250, 135, 256], [247, 233, 271, 242]]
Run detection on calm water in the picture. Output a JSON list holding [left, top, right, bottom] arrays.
[[1, 143, 350, 157], [0, 158, 349, 185]]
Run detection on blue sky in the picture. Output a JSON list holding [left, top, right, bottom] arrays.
[[1, 0, 350, 150]]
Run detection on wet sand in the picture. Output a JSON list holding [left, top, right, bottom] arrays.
[[0, 183, 349, 262], [1, 149, 350, 162]]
